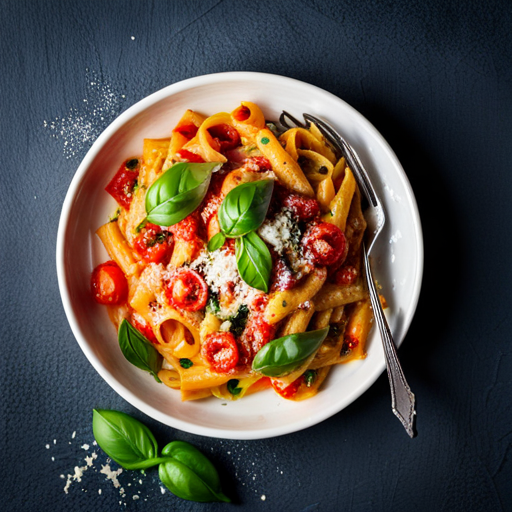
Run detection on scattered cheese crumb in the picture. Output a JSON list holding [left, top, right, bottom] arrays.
[[72, 431, 76, 439], [261, 494, 266, 501], [81, 444, 90, 450], [100, 464, 123, 489], [45, 444, 50, 449]]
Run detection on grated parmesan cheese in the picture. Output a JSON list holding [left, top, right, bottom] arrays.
[[190, 248, 262, 318], [258, 208, 298, 255]]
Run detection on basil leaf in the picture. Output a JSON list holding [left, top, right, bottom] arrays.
[[92, 410, 165, 470], [118, 319, 162, 382], [159, 441, 230, 503], [207, 232, 225, 252], [235, 231, 272, 293], [218, 179, 274, 237], [145, 162, 221, 226], [252, 327, 330, 377]]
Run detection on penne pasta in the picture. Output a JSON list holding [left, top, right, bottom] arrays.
[[91, 102, 381, 403]]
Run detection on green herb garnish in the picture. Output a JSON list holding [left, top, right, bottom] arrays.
[[229, 304, 250, 337], [252, 327, 329, 377], [144, 161, 221, 227], [118, 320, 162, 382], [179, 358, 193, 369], [227, 379, 242, 396], [303, 369, 317, 387]]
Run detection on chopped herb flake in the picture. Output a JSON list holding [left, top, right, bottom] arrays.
[[179, 358, 193, 369], [227, 379, 242, 396], [260, 137, 270, 145], [303, 370, 317, 387]]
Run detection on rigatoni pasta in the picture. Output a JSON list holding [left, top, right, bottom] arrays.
[[90, 101, 379, 403]]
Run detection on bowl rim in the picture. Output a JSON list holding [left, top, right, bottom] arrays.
[[56, 71, 424, 439]]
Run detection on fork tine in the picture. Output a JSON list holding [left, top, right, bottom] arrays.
[[279, 111, 307, 130], [302, 113, 378, 207]]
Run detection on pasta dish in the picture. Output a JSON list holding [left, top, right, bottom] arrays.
[[91, 102, 375, 402]]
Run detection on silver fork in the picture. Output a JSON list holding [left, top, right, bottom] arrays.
[[280, 111, 416, 437]]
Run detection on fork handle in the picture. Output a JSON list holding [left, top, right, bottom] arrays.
[[363, 246, 417, 437]]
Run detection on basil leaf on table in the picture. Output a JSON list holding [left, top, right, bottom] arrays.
[[92, 410, 166, 470], [235, 230, 272, 293], [159, 441, 230, 503], [252, 327, 330, 377], [145, 162, 222, 226], [118, 319, 162, 382], [218, 179, 274, 237]]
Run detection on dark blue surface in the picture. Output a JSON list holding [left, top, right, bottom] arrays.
[[2, 0, 512, 510]]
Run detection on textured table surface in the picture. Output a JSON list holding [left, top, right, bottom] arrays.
[[2, 1, 512, 510]]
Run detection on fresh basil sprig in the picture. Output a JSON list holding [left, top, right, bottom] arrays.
[[145, 162, 222, 226], [92, 409, 166, 470], [92, 410, 230, 503], [159, 441, 230, 503], [252, 327, 330, 377], [118, 319, 162, 382], [235, 230, 272, 293], [218, 179, 274, 237]]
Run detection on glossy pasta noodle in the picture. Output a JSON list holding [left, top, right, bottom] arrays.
[[91, 101, 376, 402]]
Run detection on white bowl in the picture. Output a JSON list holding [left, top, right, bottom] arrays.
[[57, 72, 423, 440]]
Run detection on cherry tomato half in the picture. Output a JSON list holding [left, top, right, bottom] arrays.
[[105, 158, 140, 210], [91, 261, 128, 305], [165, 268, 208, 312], [176, 149, 205, 163], [271, 378, 302, 399], [334, 264, 359, 286], [134, 223, 174, 264], [207, 124, 241, 153], [202, 332, 239, 373], [302, 222, 348, 267], [242, 317, 275, 356], [282, 193, 320, 222], [131, 313, 158, 344]]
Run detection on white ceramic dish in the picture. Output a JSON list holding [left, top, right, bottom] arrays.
[[57, 72, 423, 440]]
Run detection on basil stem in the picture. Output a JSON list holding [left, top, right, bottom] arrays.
[[235, 230, 272, 293], [207, 231, 226, 252], [92, 410, 167, 470], [252, 327, 330, 377], [159, 441, 231, 503], [218, 179, 274, 237], [145, 162, 222, 226], [118, 319, 162, 382]]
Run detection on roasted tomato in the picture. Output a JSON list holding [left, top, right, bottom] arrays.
[[302, 222, 348, 267], [202, 332, 239, 373], [131, 313, 158, 344], [176, 149, 205, 163], [105, 158, 140, 210], [208, 124, 241, 153], [270, 258, 297, 292], [271, 378, 302, 399], [169, 214, 202, 241], [91, 261, 128, 305], [173, 123, 198, 140], [282, 193, 320, 222], [134, 223, 174, 264], [334, 264, 359, 286], [165, 268, 208, 311], [246, 156, 272, 172], [242, 317, 275, 355]]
